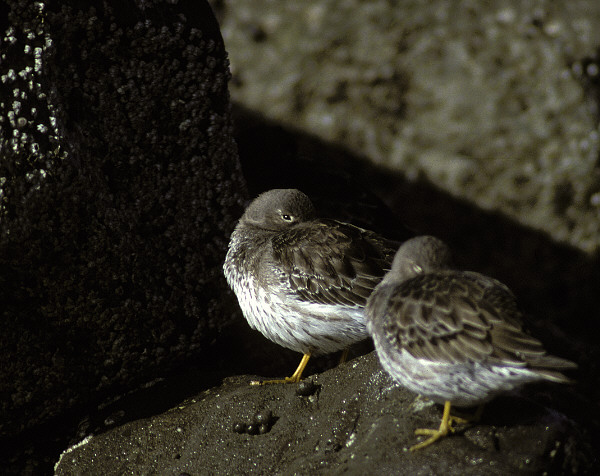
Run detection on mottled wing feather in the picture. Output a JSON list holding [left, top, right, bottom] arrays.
[[382, 271, 557, 367], [272, 220, 395, 308]]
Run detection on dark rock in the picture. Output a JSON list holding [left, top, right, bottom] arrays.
[[258, 422, 271, 435], [0, 0, 244, 454], [54, 352, 595, 475], [296, 380, 318, 397], [232, 422, 247, 434], [245, 423, 260, 435], [253, 409, 273, 425]]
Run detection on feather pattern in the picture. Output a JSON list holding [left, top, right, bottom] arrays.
[[271, 219, 393, 308], [224, 189, 396, 356], [366, 236, 577, 406]]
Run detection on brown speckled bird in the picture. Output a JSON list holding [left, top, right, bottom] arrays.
[[366, 235, 577, 451], [224, 189, 396, 384]]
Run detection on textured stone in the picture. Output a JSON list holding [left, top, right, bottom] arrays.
[[213, 0, 600, 253], [54, 352, 595, 475], [0, 0, 244, 440]]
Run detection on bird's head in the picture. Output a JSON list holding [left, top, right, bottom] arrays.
[[241, 189, 316, 231]]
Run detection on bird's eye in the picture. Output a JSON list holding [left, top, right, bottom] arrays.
[[282, 214, 293, 222]]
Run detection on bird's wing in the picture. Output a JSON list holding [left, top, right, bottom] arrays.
[[271, 220, 396, 308], [380, 271, 553, 367]]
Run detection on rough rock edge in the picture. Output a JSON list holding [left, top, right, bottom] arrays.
[[54, 352, 593, 475]]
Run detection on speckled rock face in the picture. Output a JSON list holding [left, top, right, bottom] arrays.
[[213, 0, 600, 253], [0, 0, 244, 439]]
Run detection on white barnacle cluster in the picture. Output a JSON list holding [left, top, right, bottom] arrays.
[[0, 2, 67, 215], [0, 2, 64, 158]]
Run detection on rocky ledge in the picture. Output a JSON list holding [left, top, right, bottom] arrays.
[[55, 352, 594, 475]]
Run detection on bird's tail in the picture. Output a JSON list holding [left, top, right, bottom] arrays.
[[528, 354, 578, 384]]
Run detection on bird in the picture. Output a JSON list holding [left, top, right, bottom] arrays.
[[223, 188, 397, 385], [366, 235, 577, 451]]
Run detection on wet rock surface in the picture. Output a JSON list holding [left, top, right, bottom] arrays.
[[55, 352, 594, 475]]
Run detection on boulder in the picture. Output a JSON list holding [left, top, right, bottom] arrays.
[[54, 352, 594, 475]]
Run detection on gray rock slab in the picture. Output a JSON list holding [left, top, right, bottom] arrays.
[[214, 0, 600, 253], [55, 352, 593, 475]]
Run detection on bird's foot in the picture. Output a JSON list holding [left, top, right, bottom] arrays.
[[410, 425, 452, 451], [250, 375, 301, 386], [409, 401, 473, 451]]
